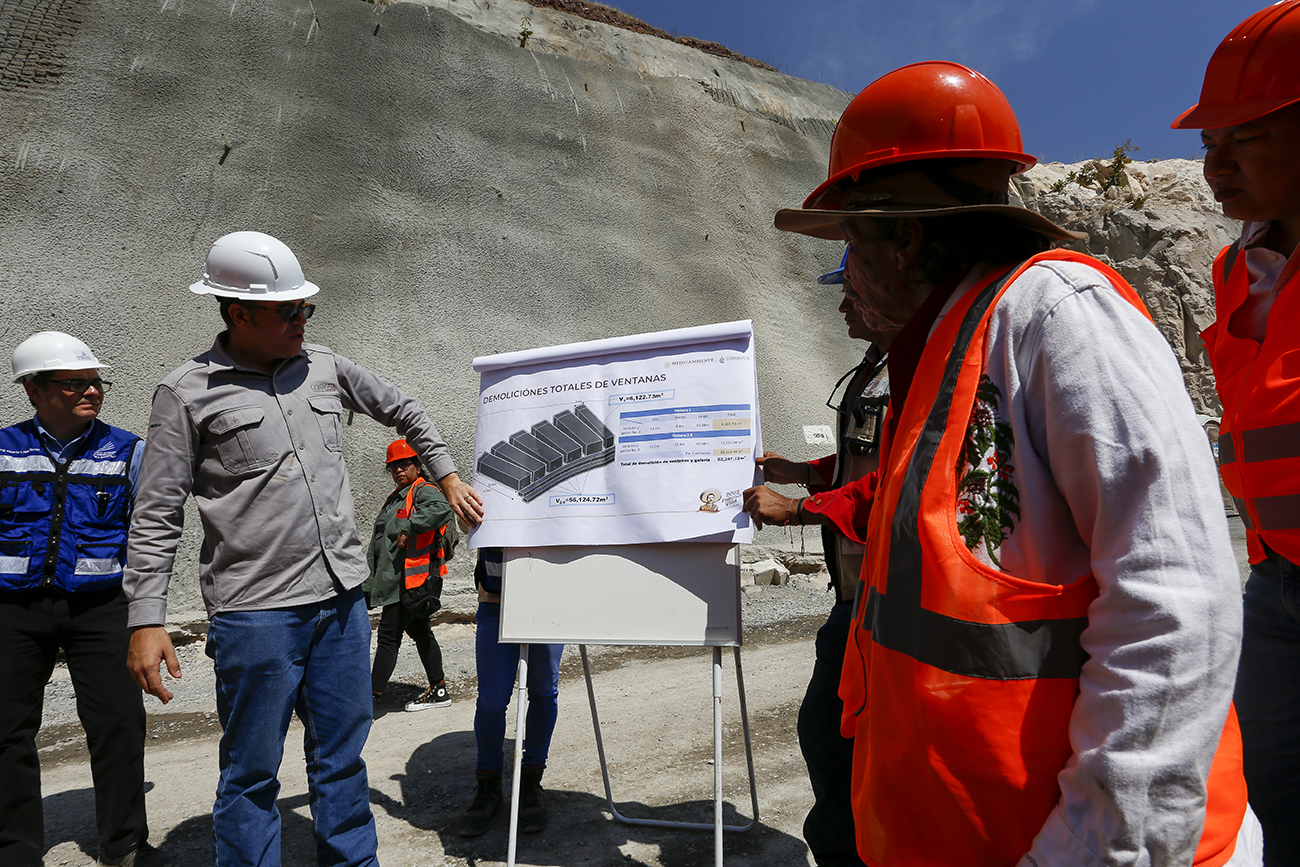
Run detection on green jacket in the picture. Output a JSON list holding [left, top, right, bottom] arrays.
[[363, 478, 455, 609]]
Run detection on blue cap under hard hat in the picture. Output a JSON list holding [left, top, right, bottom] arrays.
[[817, 249, 849, 285]]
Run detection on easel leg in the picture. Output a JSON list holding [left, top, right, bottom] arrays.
[[582, 643, 758, 842], [507, 643, 529, 867], [713, 646, 724, 867], [580, 645, 617, 807], [734, 646, 760, 825]]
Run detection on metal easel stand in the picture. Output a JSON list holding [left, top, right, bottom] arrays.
[[507, 644, 529, 867], [579, 643, 759, 867]]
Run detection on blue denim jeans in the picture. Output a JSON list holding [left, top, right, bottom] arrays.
[[473, 602, 563, 773], [1235, 551, 1300, 867], [206, 586, 377, 867]]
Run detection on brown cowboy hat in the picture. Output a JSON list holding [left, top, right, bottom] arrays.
[[774, 159, 1084, 242]]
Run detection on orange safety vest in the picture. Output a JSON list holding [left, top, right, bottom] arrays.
[[1202, 240, 1300, 564], [397, 478, 450, 590], [839, 250, 1247, 867]]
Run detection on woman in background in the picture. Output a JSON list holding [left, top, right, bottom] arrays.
[[365, 439, 455, 711]]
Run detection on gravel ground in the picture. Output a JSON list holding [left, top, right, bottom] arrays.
[[31, 519, 1250, 866], [35, 547, 834, 739], [34, 558, 838, 867]]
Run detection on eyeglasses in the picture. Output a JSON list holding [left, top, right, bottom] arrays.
[[245, 301, 316, 323], [387, 460, 418, 476], [42, 378, 112, 395]]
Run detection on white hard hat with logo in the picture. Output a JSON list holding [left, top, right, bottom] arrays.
[[189, 231, 320, 301], [12, 332, 111, 383]]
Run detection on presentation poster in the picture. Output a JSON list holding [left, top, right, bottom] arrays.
[[469, 320, 761, 548]]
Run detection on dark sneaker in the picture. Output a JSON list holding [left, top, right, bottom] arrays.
[[518, 765, 548, 833], [96, 841, 171, 867], [457, 771, 503, 836], [405, 681, 451, 711]]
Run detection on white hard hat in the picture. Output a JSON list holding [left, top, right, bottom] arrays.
[[189, 231, 320, 301], [12, 332, 112, 383]]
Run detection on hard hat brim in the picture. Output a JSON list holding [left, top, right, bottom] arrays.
[[12, 360, 112, 384], [189, 279, 322, 301], [805, 149, 1038, 211], [815, 249, 850, 285], [775, 203, 1085, 243], [1171, 94, 1300, 130]]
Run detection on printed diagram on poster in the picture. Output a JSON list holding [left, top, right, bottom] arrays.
[[469, 321, 761, 548]]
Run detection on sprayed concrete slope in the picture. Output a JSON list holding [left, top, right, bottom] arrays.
[[0, 0, 860, 617], [0, 0, 1239, 620]]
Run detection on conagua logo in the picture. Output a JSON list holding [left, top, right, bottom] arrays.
[[310, 382, 338, 393], [93, 443, 118, 459]]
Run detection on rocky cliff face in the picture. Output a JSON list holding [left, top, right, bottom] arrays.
[[1015, 159, 1238, 414]]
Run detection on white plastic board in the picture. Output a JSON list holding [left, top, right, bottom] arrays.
[[498, 543, 741, 646]]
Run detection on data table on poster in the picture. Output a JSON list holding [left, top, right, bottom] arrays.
[[617, 404, 752, 464]]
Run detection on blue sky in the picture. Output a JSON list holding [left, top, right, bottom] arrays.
[[607, 0, 1265, 164]]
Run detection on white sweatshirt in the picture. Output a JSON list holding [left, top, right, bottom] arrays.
[[930, 259, 1258, 867]]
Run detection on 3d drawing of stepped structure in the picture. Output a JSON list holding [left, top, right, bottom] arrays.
[[477, 404, 617, 502]]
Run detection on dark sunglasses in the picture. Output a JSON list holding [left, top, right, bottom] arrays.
[[245, 301, 316, 323], [41, 378, 112, 395]]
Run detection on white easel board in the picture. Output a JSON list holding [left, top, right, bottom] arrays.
[[498, 543, 741, 646]]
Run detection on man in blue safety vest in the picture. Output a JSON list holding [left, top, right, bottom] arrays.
[[0, 331, 165, 867]]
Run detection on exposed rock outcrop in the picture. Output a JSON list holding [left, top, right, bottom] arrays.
[[1015, 159, 1238, 414]]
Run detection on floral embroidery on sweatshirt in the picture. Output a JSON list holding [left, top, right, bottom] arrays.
[[956, 374, 1020, 567]]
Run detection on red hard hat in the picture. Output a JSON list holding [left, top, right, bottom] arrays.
[[386, 439, 418, 464], [1172, 0, 1300, 129], [803, 61, 1036, 211]]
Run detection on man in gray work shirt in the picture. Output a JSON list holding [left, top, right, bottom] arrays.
[[125, 231, 483, 867]]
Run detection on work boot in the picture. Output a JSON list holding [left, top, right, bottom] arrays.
[[518, 765, 548, 833], [457, 770, 503, 837], [96, 841, 171, 867]]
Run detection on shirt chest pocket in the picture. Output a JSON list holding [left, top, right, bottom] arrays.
[[1, 479, 53, 520], [208, 406, 278, 474], [308, 395, 344, 453]]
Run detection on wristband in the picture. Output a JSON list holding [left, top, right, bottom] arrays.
[[785, 496, 804, 526]]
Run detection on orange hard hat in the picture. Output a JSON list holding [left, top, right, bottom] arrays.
[[802, 61, 1036, 212], [386, 439, 418, 464], [1172, 0, 1300, 129], [775, 61, 1076, 242]]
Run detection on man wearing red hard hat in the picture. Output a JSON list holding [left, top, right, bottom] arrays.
[[1173, 3, 1300, 864], [778, 61, 1258, 866]]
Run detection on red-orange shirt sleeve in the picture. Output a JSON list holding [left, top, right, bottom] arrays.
[[803, 471, 878, 544], [807, 454, 836, 494]]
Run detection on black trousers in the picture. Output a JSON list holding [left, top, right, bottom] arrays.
[[797, 600, 867, 867], [370, 602, 444, 695], [1236, 552, 1300, 866], [0, 586, 147, 866]]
